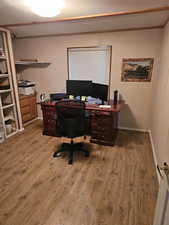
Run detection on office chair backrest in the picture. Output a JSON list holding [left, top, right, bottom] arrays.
[[56, 100, 86, 138]]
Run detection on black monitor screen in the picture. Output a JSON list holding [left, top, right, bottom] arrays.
[[92, 83, 108, 101], [66, 80, 92, 97]]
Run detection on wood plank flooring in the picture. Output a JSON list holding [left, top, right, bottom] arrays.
[[0, 120, 158, 225]]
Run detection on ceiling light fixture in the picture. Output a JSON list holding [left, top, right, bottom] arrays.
[[24, 0, 64, 17]]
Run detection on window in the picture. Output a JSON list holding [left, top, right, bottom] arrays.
[[68, 46, 111, 85]]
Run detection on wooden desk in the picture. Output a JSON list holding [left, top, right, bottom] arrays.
[[41, 101, 124, 146]]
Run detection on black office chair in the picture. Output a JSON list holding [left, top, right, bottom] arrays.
[[53, 100, 90, 164]]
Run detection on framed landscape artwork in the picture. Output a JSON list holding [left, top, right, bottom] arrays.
[[121, 58, 154, 82]]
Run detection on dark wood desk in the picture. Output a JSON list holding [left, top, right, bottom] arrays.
[[41, 101, 124, 146]]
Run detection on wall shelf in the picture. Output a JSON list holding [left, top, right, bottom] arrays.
[[0, 89, 11, 94], [15, 61, 50, 66], [4, 116, 15, 122], [0, 74, 9, 78], [6, 129, 17, 138], [0, 56, 7, 61], [15, 61, 50, 72], [2, 103, 14, 109]]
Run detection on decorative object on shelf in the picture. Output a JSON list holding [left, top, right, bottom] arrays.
[[20, 58, 38, 62], [0, 125, 5, 143], [5, 120, 13, 134], [121, 58, 154, 82], [113, 90, 118, 105], [0, 78, 10, 90], [0, 48, 5, 57], [40, 93, 46, 102]]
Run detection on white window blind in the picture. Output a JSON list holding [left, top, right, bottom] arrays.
[[68, 46, 111, 85]]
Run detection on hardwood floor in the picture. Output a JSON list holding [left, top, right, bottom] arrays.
[[0, 120, 158, 225]]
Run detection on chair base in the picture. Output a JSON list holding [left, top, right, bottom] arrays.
[[53, 140, 90, 164]]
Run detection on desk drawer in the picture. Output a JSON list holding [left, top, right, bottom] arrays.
[[20, 98, 30, 107], [42, 107, 56, 120], [43, 120, 59, 137], [91, 111, 112, 116], [91, 124, 114, 133], [92, 115, 112, 123], [22, 113, 32, 122], [91, 117, 113, 130], [91, 132, 114, 142], [20, 105, 31, 115]]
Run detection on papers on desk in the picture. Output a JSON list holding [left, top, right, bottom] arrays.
[[99, 105, 111, 108], [87, 96, 102, 104]]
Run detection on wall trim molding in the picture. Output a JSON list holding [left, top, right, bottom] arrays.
[[118, 126, 148, 132], [3, 6, 169, 28], [18, 128, 24, 132], [14, 26, 163, 40], [148, 130, 161, 184], [24, 117, 39, 126]]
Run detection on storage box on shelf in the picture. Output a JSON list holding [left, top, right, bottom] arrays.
[[0, 76, 10, 90], [0, 124, 5, 143], [1, 91, 13, 106], [3, 107, 16, 122], [0, 74, 9, 78]]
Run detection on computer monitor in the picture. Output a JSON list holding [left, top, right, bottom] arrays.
[[66, 80, 92, 97], [92, 83, 108, 102]]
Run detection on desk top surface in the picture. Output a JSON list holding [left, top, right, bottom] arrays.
[[41, 100, 124, 112]]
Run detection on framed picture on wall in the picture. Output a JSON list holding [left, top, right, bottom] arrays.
[[121, 58, 154, 82]]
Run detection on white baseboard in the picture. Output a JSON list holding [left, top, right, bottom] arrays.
[[24, 117, 39, 126], [18, 128, 24, 132], [37, 116, 43, 120], [118, 126, 148, 132], [148, 130, 160, 184]]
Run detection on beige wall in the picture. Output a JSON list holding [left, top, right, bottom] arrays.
[[150, 23, 169, 164], [13, 29, 162, 130]]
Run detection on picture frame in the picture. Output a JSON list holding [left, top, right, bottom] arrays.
[[121, 58, 154, 82]]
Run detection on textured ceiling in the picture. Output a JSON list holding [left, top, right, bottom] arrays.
[[0, 0, 169, 25], [0, 0, 169, 38], [11, 11, 169, 38]]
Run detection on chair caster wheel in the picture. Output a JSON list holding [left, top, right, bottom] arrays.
[[85, 152, 90, 157], [68, 159, 73, 165], [53, 152, 62, 157]]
